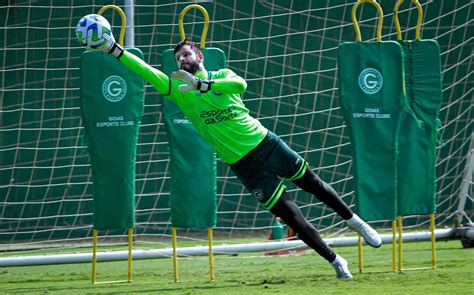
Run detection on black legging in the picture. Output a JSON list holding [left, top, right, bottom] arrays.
[[269, 168, 353, 262], [270, 192, 336, 262], [293, 168, 353, 220]]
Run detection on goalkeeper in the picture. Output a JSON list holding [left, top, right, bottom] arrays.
[[95, 32, 382, 279]]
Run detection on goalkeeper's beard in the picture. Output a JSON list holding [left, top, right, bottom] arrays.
[[181, 61, 201, 75]]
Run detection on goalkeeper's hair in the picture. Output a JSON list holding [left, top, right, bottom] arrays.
[[174, 37, 202, 55]]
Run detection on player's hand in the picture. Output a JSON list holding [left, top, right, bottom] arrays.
[[171, 70, 199, 92], [99, 33, 123, 58], [171, 70, 213, 93], [99, 32, 115, 52]]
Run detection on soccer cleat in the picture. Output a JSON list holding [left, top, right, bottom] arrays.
[[346, 214, 382, 248], [331, 255, 353, 279]]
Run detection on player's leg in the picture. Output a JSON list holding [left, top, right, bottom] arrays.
[[292, 168, 382, 248], [265, 133, 352, 218], [292, 168, 352, 218], [228, 133, 352, 279], [266, 133, 382, 248], [270, 192, 352, 279], [270, 191, 335, 261]]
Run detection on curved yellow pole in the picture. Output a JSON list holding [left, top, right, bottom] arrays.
[[394, 0, 423, 40], [98, 5, 127, 46], [179, 4, 210, 48], [351, 0, 384, 42]]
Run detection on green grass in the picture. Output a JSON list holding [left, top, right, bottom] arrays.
[[0, 240, 472, 294]]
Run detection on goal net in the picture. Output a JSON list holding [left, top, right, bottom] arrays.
[[0, 0, 472, 255]]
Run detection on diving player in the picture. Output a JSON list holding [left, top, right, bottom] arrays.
[[94, 29, 382, 279]]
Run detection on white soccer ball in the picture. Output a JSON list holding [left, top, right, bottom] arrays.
[[75, 14, 112, 50]]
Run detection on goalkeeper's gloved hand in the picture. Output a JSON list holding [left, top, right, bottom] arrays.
[[99, 32, 124, 59], [171, 70, 213, 93]]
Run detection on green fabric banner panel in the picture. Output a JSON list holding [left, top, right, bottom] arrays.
[[80, 48, 145, 230], [338, 41, 406, 221], [160, 48, 223, 228], [398, 40, 442, 215]]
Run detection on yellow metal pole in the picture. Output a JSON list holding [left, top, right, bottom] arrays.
[[127, 228, 133, 283], [392, 220, 397, 272], [92, 229, 98, 284], [398, 215, 403, 272], [393, 0, 404, 41], [394, 0, 423, 41], [178, 4, 210, 48], [208, 228, 215, 281], [413, 0, 423, 40], [98, 5, 127, 46], [91, 228, 134, 284], [351, 0, 384, 42], [430, 213, 437, 269], [172, 227, 179, 283], [358, 235, 363, 273]]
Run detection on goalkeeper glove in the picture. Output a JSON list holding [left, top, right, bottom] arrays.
[[99, 33, 124, 59], [171, 70, 213, 93]]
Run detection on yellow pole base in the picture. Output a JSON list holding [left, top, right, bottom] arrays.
[[208, 228, 215, 282], [91, 228, 133, 284], [358, 235, 363, 273], [172, 227, 179, 283], [392, 220, 397, 272]]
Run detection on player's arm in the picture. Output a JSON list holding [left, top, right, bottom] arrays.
[[210, 72, 247, 94], [80, 19, 171, 95], [171, 69, 247, 94], [119, 51, 171, 95]]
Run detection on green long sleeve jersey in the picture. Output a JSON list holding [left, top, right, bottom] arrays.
[[121, 51, 268, 164]]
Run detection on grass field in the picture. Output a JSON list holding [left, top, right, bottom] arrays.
[[0, 240, 472, 294]]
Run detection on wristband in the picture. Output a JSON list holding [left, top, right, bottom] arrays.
[[108, 43, 124, 59], [197, 80, 213, 93]]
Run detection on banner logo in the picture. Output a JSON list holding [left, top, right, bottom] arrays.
[[102, 75, 127, 102], [358, 68, 383, 94], [252, 189, 265, 201]]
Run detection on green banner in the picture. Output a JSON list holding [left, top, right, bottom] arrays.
[[338, 41, 406, 221], [80, 48, 145, 230], [398, 40, 442, 215], [160, 48, 224, 228]]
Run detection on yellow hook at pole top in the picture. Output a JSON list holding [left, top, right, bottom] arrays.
[[98, 5, 127, 46], [394, 0, 424, 40], [179, 4, 210, 48], [351, 0, 384, 42]]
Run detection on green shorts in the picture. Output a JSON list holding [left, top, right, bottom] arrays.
[[229, 131, 308, 210]]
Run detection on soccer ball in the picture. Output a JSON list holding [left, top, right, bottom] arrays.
[[75, 14, 112, 50]]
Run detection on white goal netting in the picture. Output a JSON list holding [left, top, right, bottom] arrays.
[[0, 0, 472, 254]]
